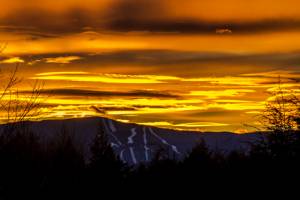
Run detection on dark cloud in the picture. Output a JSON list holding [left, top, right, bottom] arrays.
[[0, 26, 58, 40], [106, 18, 300, 34], [1, 1, 300, 36], [92, 105, 176, 113], [20, 88, 179, 98], [105, 0, 163, 22], [0, 8, 98, 35], [29, 50, 300, 67], [104, 0, 300, 34], [22, 50, 300, 77], [0, 0, 163, 35], [93, 106, 137, 112], [0, 0, 159, 35]]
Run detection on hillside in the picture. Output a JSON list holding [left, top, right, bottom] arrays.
[[0, 117, 259, 165]]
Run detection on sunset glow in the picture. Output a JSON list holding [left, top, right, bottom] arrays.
[[1, 0, 300, 132]]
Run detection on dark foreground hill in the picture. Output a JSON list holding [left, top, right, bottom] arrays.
[[0, 117, 259, 165]]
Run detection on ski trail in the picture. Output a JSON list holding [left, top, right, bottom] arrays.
[[129, 147, 137, 164], [143, 127, 150, 162], [102, 118, 122, 146], [127, 128, 138, 164], [148, 127, 181, 155], [119, 149, 126, 163], [128, 128, 137, 144], [108, 119, 117, 132], [110, 142, 119, 148]]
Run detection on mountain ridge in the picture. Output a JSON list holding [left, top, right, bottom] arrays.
[[0, 117, 260, 165]]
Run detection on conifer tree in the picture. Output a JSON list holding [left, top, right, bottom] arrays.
[[88, 122, 126, 184]]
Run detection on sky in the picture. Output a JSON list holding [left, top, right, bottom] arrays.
[[0, 0, 300, 132]]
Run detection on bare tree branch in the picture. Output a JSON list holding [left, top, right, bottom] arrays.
[[258, 77, 299, 133], [1, 45, 45, 132]]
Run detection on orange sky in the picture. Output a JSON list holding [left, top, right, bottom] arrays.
[[1, 0, 300, 20], [0, 0, 300, 132]]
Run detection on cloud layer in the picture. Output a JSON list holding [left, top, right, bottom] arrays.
[[1, 1, 300, 132], [2, 0, 300, 35]]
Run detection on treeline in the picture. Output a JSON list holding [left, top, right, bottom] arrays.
[[0, 123, 300, 199]]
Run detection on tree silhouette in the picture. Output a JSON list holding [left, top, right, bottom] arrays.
[[252, 79, 300, 164], [0, 62, 44, 135], [184, 139, 212, 166], [259, 79, 299, 134], [88, 122, 126, 187]]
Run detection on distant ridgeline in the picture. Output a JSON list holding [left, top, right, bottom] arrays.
[[0, 117, 258, 165]]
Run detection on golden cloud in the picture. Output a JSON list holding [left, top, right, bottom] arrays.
[[44, 56, 82, 64]]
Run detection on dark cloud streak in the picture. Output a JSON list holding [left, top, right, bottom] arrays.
[[1, 1, 300, 35], [106, 18, 300, 34], [20, 88, 179, 98], [23, 50, 300, 77], [38, 50, 300, 67]]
